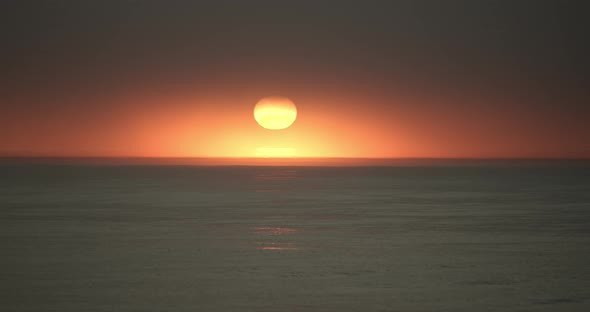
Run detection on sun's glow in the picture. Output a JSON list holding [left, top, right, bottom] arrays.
[[255, 147, 297, 158], [50, 93, 396, 159], [254, 97, 297, 130]]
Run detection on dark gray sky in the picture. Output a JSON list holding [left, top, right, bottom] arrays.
[[2, 1, 588, 92]]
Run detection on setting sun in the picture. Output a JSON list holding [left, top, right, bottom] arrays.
[[253, 97, 297, 130]]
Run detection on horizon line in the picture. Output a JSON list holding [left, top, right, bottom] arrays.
[[0, 156, 589, 160], [1, 156, 588, 167]]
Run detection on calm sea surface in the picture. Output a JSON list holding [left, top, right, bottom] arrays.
[[1, 162, 589, 311]]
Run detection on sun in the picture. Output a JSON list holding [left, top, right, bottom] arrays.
[[253, 97, 297, 130]]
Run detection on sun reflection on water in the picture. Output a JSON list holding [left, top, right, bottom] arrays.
[[256, 242, 299, 251], [253, 226, 302, 251], [251, 168, 304, 250], [253, 227, 302, 235], [253, 168, 299, 193]]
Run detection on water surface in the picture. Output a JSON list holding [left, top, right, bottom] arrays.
[[1, 162, 589, 311]]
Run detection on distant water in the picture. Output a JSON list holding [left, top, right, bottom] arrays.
[[1, 161, 589, 311]]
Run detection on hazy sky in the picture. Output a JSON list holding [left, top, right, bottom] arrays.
[[1, 1, 588, 158]]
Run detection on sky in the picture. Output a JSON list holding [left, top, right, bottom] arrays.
[[1, 0, 588, 158]]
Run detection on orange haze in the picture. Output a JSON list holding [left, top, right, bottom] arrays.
[[0, 85, 588, 159]]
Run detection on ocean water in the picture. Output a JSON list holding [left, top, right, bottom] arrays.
[[1, 162, 589, 311]]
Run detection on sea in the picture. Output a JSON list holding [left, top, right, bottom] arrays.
[[1, 159, 589, 311]]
